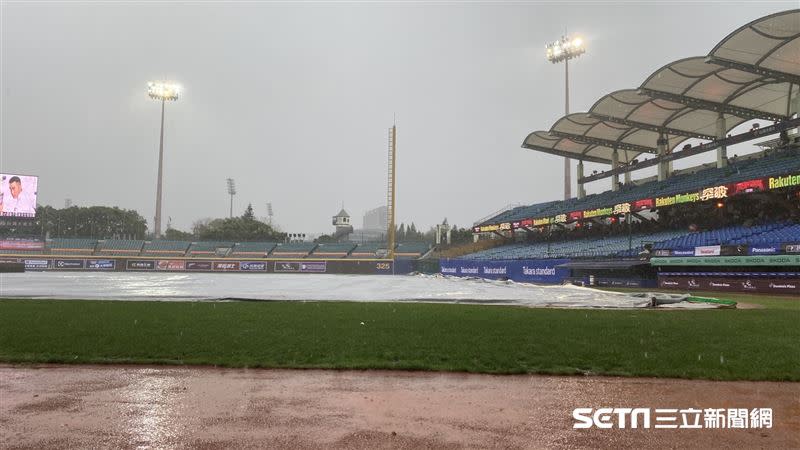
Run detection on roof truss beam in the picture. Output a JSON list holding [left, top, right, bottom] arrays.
[[588, 112, 716, 140], [638, 87, 785, 121], [704, 56, 800, 86], [578, 115, 800, 183], [522, 143, 609, 164], [548, 130, 657, 154]]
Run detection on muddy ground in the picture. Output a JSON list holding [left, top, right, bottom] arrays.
[[1, 365, 798, 449]]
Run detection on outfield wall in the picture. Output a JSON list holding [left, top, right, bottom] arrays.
[[0, 256, 405, 275], [652, 255, 800, 295], [658, 275, 799, 295], [439, 258, 570, 284]]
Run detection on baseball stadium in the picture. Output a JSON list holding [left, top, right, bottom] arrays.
[[1, 7, 798, 449]]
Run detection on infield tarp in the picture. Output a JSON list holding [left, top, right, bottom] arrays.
[[0, 272, 721, 308], [439, 259, 570, 284]]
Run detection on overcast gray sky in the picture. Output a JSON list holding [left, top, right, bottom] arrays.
[[1, 1, 795, 235]]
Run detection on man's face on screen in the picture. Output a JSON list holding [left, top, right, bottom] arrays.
[[9, 181, 21, 198]]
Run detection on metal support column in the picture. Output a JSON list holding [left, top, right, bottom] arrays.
[[716, 113, 728, 168]]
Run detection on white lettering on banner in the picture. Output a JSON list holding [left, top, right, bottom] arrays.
[[460, 267, 479, 274], [769, 283, 797, 289], [522, 266, 556, 276], [751, 247, 777, 254], [441, 267, 457, 274], [483, 267, 507, 275]]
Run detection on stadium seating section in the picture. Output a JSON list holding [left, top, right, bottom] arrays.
[[395, 242, 431, 259], [229, 242, 278, 258], [484, 151, 800, 226], [463, 222, 800, 260], [141, 240, 191, 257], [96, 240, 145, 257], [271, 242, 318, 258], [348, 243, 385, 258], [49, 238, 98, 254], [0, 240, 416, 259], [188, 242, 234, 257], [311, 243, 357, 258]]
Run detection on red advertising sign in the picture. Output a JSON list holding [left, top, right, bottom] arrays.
[[0, 240, 44, 250], [632, 198, 654, 211], [568, 211, 583, 221], [519, 219, 533, 228], [731, 178, 766, 195], [157, 260, 186, 271]]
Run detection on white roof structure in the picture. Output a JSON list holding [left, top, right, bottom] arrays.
[[522, 9, 800, 165], [589, 89, 744, 140], [707, 9, 800, 83], [639, 56, 797, 122]]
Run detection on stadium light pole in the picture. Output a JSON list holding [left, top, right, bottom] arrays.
[[147, 81, 180, 239], [226, 178, 237, 218], [546, 35, 586, 200]]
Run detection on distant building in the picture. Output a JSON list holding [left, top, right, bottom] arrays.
[[363, 205, 388, 231], [348, 205, 388, 243], [332, 208, 353, 242]]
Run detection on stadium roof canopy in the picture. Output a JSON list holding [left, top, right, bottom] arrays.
[[588, 90, 746, 141], [522, 9, 800, 166], [706, 9, 800, 84], [522, 131, 627, 165], [638, 56, 798, 122]]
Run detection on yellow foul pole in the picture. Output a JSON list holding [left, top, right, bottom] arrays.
[[387, 124, 396, 260]]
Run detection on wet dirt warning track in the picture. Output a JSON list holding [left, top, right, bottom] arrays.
[[1, 365, 798, 449]]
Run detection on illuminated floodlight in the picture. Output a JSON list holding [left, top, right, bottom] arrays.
[[545, 33, 587, 201], [147, 81, 181, 101], [148, 79, 181, 239], [546, 35, 586, 63]]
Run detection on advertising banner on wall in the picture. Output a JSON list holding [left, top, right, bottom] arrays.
[[213, 261, 240, 271], [87, 259, 115, 270], [24, 259, 51, 270], [748, 245, 780, 255], [658, 276, 799, 295], [720, 245, 748, 256], [54, 259, 85, 269], [186, 261, 213, 271], [300, 261, 326, 273], [239, 261, 267, 271], [127, 260, 155, 270], [651, 255, 800, 266], [157, 260, 186, 271], [694, 246, 721, 257], [275, 261, 301, 273], [784, 244, 800, 254], [439, 259, 570, 284]]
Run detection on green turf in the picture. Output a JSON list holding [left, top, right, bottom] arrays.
[[601, 288, 800, 311], [0, 299, 798, 381]]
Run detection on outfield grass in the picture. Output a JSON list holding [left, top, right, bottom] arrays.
[[0, 298, 798, 381], [602, 289, 800, 311]]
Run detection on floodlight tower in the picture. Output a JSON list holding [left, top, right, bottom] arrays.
[[226, 178, 237, 218], [148, 81, 181, 239], [546, 35, 586, 200]]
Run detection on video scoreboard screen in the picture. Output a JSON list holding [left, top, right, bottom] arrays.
[[0, 173, 38, 219]]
